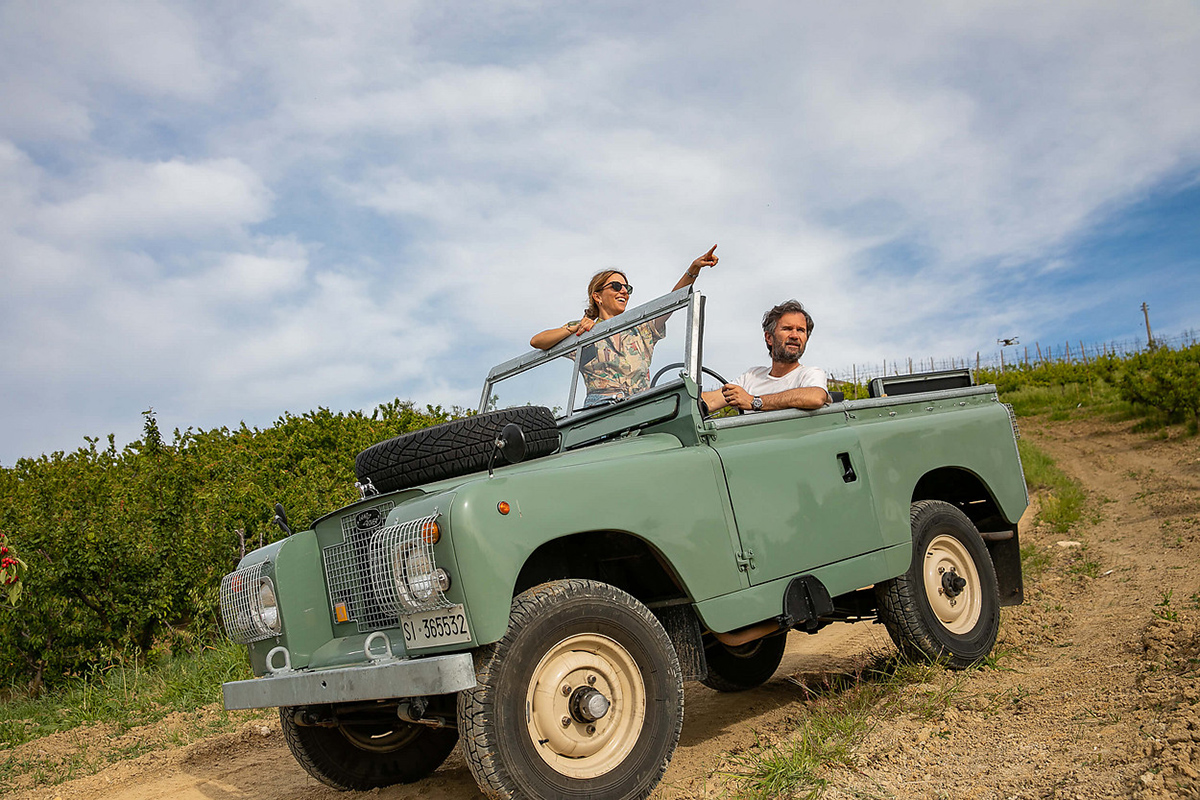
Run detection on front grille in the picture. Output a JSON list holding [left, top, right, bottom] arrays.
[[324, 507, 452, 632], [322, 501, 395, 632], [220, 563, 276, 644]]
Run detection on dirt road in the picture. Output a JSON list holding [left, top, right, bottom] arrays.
[[12, 416, 1200, 800]]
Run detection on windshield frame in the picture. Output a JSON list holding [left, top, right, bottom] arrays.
[[479, 287, 704, 418]]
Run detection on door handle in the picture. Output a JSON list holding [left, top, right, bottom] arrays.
[[837, 452, 857, 483]]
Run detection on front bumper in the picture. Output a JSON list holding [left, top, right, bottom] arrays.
[[222, 651, 477, 710]]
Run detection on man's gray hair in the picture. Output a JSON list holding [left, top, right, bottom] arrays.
[[762, 300, 814, 337]]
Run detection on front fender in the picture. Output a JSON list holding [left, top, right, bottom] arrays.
[[447, 434, 745, 645]]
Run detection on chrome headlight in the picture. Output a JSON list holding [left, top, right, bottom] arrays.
[[369, 513, 453, 616], [257, 579, 282, 634], [399, 544, 450, 606], [220, 563, 283, 643]]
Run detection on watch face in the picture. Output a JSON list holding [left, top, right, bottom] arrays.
[[751, 396, 762, 410]]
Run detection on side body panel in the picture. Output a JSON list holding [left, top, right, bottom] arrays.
[[694, 544, 910, 632], [449, 433, 747, 646], [850, 393, 1028, 545], [710, 410, 885, 585], [695, 388, 1027, 631]]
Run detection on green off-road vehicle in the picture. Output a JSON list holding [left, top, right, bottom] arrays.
[[219, 287, 1027, 799]]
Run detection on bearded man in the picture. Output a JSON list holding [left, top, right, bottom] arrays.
[[701, 300, 831, 413]]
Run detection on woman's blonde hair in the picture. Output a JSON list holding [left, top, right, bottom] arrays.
[[583, 270, 627, 320]]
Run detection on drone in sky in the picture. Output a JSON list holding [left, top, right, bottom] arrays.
[[997, 337, 1020, 347]]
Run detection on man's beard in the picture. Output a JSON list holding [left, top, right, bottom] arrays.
[[770, 336, 804, 363]]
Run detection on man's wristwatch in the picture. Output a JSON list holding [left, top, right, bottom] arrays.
[[750, 395, 763, 411]]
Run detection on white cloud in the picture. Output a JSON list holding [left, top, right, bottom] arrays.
[[2, 0, 1200, 463], [285, 66, 551, 137], [0, 0, 224, 140], [36, 158, 272, 243], [0, 141, 40, 221], [194, 249, 309, 303]]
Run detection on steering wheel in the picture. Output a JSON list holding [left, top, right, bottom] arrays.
[[649, 363, 742, 416], [650, 362, 729, 387]]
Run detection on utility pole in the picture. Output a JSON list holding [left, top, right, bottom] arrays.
[[1141, 302, 1154, 349]]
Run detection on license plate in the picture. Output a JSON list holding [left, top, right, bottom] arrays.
[[400, 605, 472, 649]]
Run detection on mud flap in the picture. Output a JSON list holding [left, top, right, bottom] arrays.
[[652, 604, 707, 682], [983, 527, 1025, 606], [781, 575, 835, 632]]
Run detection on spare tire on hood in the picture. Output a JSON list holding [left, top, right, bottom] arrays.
[[355, 406, 560, 493]]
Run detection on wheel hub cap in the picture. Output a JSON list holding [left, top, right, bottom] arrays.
[[923, 534, 983, 634], [570, 686, 611, 722], [525, 633, 646, 779], [941, 569, 967, 598]]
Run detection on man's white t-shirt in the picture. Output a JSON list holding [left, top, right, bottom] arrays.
[[734, 364, 831, 407]]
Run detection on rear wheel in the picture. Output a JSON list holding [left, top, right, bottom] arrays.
[[279, 706, 457, 790], [876, 500, 1000, 669], [458, 579, 683, 799], [701, 632, 787, 692]]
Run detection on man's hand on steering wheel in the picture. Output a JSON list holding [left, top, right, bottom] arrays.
[[721, 383, 755, 411]]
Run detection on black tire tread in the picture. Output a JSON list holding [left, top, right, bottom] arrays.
[[278, 706, 457, 790], [458, 579, 684, 800], [700, 632, 788, 692], [356, 406, 559, 493], [876, 500, 1000, 670]]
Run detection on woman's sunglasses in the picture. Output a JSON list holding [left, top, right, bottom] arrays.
[[603, 281, 634, 295]]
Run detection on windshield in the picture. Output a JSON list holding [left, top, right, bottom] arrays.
[[481, 288, 702, 419]]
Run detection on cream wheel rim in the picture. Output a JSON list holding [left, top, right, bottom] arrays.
[[524, 632, 645, 779], [922, 534, 982, 634]]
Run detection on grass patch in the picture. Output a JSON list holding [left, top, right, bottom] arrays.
[[0, 637, 252, 749], [1153, 590, 1180, 622], [1021, 542, 1053, 582], [1018, 439, 1088, 534], [1000, 380, 1121, 419], [715, 652, 1003, 799], [1065, 545, 1102, 579], [719, 711, 864, 800], [0, 638, 259, 791]]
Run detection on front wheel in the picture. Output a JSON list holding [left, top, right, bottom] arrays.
[[458, 579, 683, 800], [279, 706, 457, 790], [875, 500, 1001, 669]]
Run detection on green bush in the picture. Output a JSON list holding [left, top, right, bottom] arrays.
[[0, 401, 454, 691], [975, 344, 1198, 430], [1118, 344, 1200, 425]]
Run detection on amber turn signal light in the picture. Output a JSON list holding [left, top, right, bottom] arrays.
[[497, 501, 510, 515], [422, 519, 441, 544]]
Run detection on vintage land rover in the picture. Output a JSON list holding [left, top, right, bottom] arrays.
[[219, 287, 1027, 799]]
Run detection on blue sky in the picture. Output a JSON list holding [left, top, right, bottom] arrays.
[[2, 0, 1199, 465]]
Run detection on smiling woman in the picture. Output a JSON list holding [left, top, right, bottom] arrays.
[[529, 246, 719, 405]]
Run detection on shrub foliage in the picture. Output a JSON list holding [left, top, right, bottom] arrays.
[[1118, 344, 1200, 425], [0, 401, 453, 691]]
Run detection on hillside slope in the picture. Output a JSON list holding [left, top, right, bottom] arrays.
[[9, 416, 1199, 800]]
